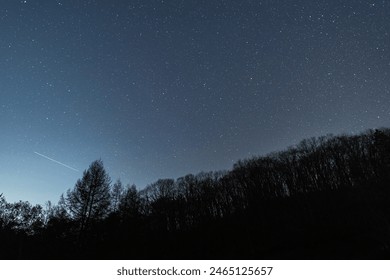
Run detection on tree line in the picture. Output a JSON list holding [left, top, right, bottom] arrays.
[[1, 128, 390, 259]]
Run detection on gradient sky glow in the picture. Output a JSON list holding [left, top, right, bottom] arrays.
[[1, 0, 389, 205]]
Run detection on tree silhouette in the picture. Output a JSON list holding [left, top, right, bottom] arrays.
[[65, 159, 111, 235], [118, 184, 140, 220], [110, 179, 125, 213], [2, 128, 390, 259]]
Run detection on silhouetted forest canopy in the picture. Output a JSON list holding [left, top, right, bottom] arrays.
[[1, 128, 390, 259]]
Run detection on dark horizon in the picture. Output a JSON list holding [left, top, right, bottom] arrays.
[[0, 126, 388, 206], [1, 127, 390, 259]]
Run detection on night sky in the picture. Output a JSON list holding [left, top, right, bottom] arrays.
[[1, 0, 389, 205]]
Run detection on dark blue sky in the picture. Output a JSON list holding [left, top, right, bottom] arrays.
[[1, 0, 389, 205]]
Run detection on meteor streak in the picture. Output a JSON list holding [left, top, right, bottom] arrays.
[[34, 151, 79, 172]]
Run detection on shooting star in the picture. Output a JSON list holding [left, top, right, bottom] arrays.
[[34, 151, 79, 172]]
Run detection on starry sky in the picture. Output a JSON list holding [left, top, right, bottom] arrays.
[[1, 0, 389, 205]]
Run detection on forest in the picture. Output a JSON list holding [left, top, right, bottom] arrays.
[[1, 128, 390, 259]]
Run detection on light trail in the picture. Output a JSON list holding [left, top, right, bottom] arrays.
[[34, 151, 79, 172]]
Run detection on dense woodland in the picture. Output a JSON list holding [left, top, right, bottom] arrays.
[[1, 128, 390, 259]]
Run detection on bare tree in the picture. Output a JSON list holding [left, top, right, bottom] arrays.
[[66, 159, 111, 233]]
